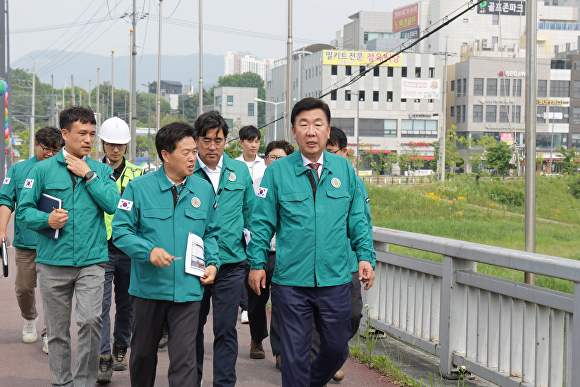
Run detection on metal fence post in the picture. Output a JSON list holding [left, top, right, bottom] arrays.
[[439, 255, 477, 376], [572, 282, 580, 384]]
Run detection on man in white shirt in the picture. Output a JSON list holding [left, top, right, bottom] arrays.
[[235, 125, 266, 194]]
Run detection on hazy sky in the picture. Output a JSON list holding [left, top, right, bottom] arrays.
[[10, 0, 401, 73]]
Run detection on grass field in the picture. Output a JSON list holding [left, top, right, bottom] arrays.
[[367, 175, 580, 294]]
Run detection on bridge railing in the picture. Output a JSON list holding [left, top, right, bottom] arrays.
[[364, 227, 580, 387]]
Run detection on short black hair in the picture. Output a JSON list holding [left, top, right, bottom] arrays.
[[328, 126, 347, 150], [265, 140, 295, 157], [155, 121, 195, 162], [291, 97, 331, 127], [36, 126, 64, 149], [238, 125, 261, 141], [193, 110, 229, 139], [59, 106, 96, 131]]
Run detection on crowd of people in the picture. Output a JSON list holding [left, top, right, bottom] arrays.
[[1, 97, 375, 387]]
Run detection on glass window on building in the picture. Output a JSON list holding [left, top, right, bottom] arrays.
[[450, 106, 455, 117], [387, 67, 393, 77], [359, 91, 366, 101], [537, 133, 567, 149], [483, 132, 501, 142], [346, 66, 352, 76], [487, 79, 497, 96], [415, 67, 421, 78], [402, 67, 408, 77], [227, 95, 233, 106], [493, 14, 499, 25], [457, 79, 462, 97], [331, 65, 338, 75], [345, 90, 351, 101], [373, 91, 379, 102], [401, 119, 438, 138], [473, 105, 483, 122], [401, 98, 407, 102], [492, 36, 499, 46], [387, 91, 393, 102], [499, 105, 509, 122], [551, 107, 569, 123], [227, 119, 233, 126], [462, 105, 466, 123], [332, 118, 354, 136], [456, 105, 461, 123], [538, 80, 548, 97], [462, 79, 467, 96], [248, 103, 255, 116], [550, 80, 570, 97], [512, 79, 522, 97], [572, 134, 580, 148], [360, 66, 366, 74], [215, 96, 222, 106], [331, 90, 337, 101], [574, 107, 580, 124], [451, 80, 455, 91], [474, 78, 484, 96], [486, 105, 497, 122], [500, 79, 510, 96], [373, 67, 380, 76], [359, 119, 384, 136], [537, 106, 546, 123], [429, 67, 435, 77], [512, 106, 521, 123], [384, 119, 397, 137], [574, 81, 580, 98]]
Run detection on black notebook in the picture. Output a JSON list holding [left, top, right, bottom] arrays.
[[2, 238, 7, 277], [31, 193, 63, 240]]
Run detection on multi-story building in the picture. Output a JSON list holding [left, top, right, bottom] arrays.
[[149, 80, 183, 110], [224, 52, 273, 80], [213, 86, 258, 129], [266, 44, 444, 172]]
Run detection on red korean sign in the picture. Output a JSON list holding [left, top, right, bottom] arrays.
[[393, 3, 419, 33]]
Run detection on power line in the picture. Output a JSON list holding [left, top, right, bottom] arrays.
[[166, 0, 183, 19]]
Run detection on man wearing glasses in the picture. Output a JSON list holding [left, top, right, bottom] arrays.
[[0, 126, 63, 354], [97, 117, 144, 384], [193, 111, 255, 387]]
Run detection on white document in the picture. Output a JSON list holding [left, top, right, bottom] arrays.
[[243, 228, 252, 246], [185, 233, 205, 277]]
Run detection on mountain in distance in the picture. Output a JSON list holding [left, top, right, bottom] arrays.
[[11, 50, 225, 92]]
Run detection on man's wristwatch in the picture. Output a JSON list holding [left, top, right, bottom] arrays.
[[207, 262, 217, 267], [83, 171, 96, 181]]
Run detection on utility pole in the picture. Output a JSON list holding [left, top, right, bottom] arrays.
[[524, 0, 537, 286], [6, 0, 12, 169], [71, 75, 75, 106], [156, 0, 162, 149], [79, 91, 82, 106], [0, 0, 5, 178], [50, 74, 55, 127], [111, 50, 115, 117], [143, 82, 152, 171], [285, 0, 293, 142], [198, 0, 203, 117], [97, 67, 101, 152], [88, 78, 91, 107], [29, 58, 36, 159], [62, 80, 65, 109], [440, 36, 448, 181], [130, 0, 137, 162]]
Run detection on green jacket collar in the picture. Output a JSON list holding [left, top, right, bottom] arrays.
[[157, 165, 197, 193], [292, 150, 335, 176]]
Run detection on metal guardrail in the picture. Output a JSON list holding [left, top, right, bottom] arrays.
[[363, 227, 580, 387]]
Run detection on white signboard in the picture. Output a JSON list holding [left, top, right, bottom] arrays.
[[543, 112, 563, 120], [401, 79, 441, 99]]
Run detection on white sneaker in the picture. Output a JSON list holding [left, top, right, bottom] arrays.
[[241, 310, 249, 324], [42, 334, 49, 354], [22, 317, 38, 343]]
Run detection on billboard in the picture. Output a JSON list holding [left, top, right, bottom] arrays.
[[400, 27, 420, 39], [323, 50, 402, 67], [477, 1, 526, 15], [393, 3, 419, 33], [500, 132, 514, 144], [401, 79, 441, 99]]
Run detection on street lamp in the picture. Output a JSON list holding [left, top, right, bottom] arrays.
[[142, 82, 152, 172], [254, 97, 285, 140], [347, 90, 361, 176]]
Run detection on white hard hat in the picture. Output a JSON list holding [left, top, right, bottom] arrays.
[[99, 117, 131, 144]]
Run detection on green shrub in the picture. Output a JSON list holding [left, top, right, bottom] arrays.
[[571, 178, 580, 200], [489, 184, 525, 206]]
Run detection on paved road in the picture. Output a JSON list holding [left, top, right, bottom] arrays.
[[0, 217, 397, 386]]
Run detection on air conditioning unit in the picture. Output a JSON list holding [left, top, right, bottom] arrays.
[[482, 39, 488, 48]]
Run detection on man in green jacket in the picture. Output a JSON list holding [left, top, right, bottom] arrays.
[[0, 126, 63, 353], [17, 106, 120, 387], [193, 110, 255, 387], [97, 117, 144, 384], [112, 121, 220, 387], [248, 98, 376, 387]]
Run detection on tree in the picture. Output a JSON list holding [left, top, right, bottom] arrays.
[[486, 141, 512, 175], [555, 146, 580, 174], [445, 125, 464, 172]]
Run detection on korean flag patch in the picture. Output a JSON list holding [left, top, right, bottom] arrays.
[[3, 177, 10, 185], [117, 199, 134, 211], [257, 187, 268, 198], [24, 179, 34, 189]]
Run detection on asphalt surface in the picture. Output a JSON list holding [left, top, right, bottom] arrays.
[[0, 215, 397, 386]]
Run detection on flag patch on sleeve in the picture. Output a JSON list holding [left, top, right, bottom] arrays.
[[3, 177, 10, 184], [24, 179, 34, 188], [117, 199, 134, 211], [257, 187, 268, 198]]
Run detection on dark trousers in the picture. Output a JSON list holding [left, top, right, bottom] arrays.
[[247, 251, 281, 355], [129, 296, 201, 387], [100, 250, 132, 354], [311, 271, 363, 361], [277, 284, 351, 387], [196, 260, 246, 387], [239, 270, 248, 311]]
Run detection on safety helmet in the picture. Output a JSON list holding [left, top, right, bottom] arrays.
[[99, 117, 131, 144]]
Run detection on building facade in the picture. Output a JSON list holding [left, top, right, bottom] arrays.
[[213, 86, 258, 129], [224, 52, 273, 81]]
